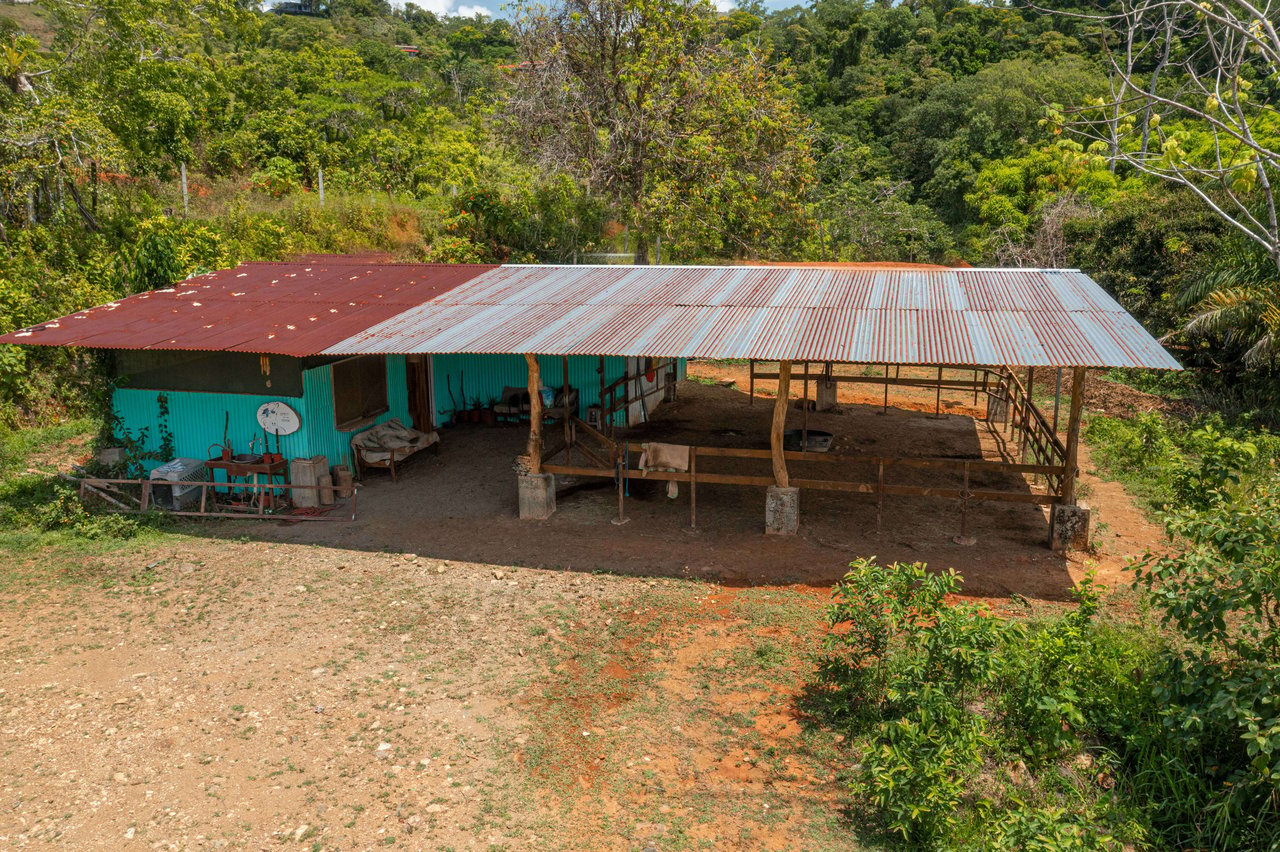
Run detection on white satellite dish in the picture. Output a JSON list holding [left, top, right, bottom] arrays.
[[256, 401, 301, 436]]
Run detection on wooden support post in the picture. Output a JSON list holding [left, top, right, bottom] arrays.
[[876, 461, 884, 535], [1053, 368, 1063, 434], [598, 355, 606, 427], [623, 362, 631, 426], [562, 355, 572, 464], [771, 361, 792, 488], [749, 360, 755, 405], [934, 365, 943, 416], [1023, 367, 1036, 460], [689, 446, 697, 530], [802, 360, 810, 445], [525, 354, 543, 475], [881, 364, 889, 413], [1061, 366, 1086, 505]]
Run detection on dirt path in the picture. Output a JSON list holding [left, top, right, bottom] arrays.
[[0, 539, 858, 850], [0, 368, 1172, 849]]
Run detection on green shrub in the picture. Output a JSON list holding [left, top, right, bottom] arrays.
[[815, 560, 1162, 850], [1130, 485, 1280, 849], [820, 559, 1016, 846], [976, 802, 1124, 851], [855, 689, 990, 847], [32, 482, 146, 540], [995, 575, 1160, 764], [819, 559, 1012, 728]]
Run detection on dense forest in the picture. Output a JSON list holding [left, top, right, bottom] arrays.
[[1, 0, 1277, 424]]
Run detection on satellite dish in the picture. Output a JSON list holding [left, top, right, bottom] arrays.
[[256, 401, 301, 436]]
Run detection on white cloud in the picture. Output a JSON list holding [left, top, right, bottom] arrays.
[[390, 0, 489, 16], [712, 0, 735, 10]]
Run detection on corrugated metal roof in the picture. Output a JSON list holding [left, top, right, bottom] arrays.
[[323, 265, 1181, 369], [1, 262, 1180, 369], [0, 260, 496, 355]]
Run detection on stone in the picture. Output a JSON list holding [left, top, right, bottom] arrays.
[[293, 825, 309, 842], [97, 447, 126, 467], [815, 378, 839, 411], [517, 473, 556, 520], [1050, 502, 1091, 551], [765, 486, 799, 535], [492, 570, 506, 580]]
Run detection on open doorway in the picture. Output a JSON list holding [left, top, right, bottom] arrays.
[[406, 354, 434, 430]]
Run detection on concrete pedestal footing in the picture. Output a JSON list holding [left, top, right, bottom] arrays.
[[518, 473, 556, 520], [1050, 502, 1090, 551], [816, 379, 838, 412], [765, 486, 799, 535]]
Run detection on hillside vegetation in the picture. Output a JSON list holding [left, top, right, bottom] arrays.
[[2, 1, 1280, 847], [1, 0, 1278, 423]]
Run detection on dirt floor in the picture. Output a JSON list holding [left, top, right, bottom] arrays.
[[246, 368, 1160, 602], [0, 366, 1170, 850]]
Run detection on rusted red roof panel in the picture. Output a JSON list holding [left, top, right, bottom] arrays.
[[0, 261, 496, 355]]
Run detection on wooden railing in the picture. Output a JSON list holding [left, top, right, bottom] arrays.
[[597, 357, 679, 431], [540, 360, 1072, 535], [73, 477, 359, 521]]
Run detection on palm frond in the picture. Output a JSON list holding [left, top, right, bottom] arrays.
[[1180, 241, 1280, 367]]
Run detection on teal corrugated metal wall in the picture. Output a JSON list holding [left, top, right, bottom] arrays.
[[113, 388, 312, 470], [431, 354, 632, 424], [301, 356, 411, 468], [112, 353, 685, 472], [112, 355, 412, 471]]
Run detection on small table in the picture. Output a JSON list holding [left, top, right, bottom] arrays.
[[206, 458, 290, 512]]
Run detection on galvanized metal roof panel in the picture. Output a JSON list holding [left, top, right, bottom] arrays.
[[321, 265, 1178, 369]]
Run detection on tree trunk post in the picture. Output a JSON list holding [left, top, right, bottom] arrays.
[[525, 354, 543, 475], [519, 353, 556, 520], [1050, 366, 1090, 550], [771, 360, 792, 488], [766, 360, 798, 534], [1061, 367, 1086, 505]]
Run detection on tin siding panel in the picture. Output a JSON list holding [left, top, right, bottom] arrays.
[[430, 354, 634, 424], [112, 388, 311, 473], [301, 356, 412, 469]]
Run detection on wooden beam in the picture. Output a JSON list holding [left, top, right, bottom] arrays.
[[525, 353, 543, 475], [1061, 366, 1086, 504], [771, 360, 791, 487]]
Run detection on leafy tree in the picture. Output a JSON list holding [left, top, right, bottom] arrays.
[[1057, 0, 1280, 277], [505, 0, 815, 262]]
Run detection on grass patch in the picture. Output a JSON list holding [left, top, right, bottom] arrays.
[[0, 417, 97, 476], [0, 417, 166, 556]]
